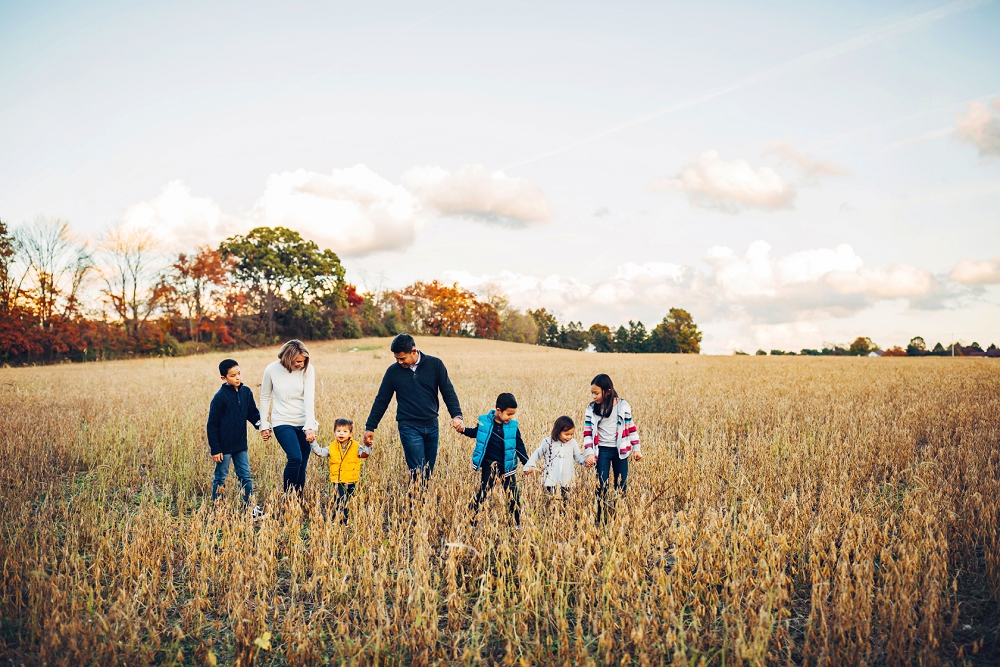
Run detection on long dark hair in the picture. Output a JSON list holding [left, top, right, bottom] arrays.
[[550, 416, 575, 442], [591, 374, 619, 418]]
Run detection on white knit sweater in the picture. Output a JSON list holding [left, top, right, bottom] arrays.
[[259, 360, 319, 432], [524, 437, 587, 488]]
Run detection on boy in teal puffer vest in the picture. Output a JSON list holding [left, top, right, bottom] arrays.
[[461, 392, 529, 528]]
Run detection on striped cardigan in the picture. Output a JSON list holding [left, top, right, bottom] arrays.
[[583, 398, 640, 459]]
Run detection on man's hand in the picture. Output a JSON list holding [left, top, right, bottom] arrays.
[[260, 429, 271, 441], [584, 454, 596, 468], [633, 452, 643, 462], [451, 416, 465, 433], [304, 429, 316, 443], [211, 453, 224, 463], [364, 430, 375, 447]]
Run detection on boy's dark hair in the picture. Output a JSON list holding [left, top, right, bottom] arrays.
[[334, 418, 354, 430], [551, 416, 575, 442], [390, 334, 416, 354], [495, 392, 517, 411], [591, 373, 619, 418], [219, 358, 239, 376]]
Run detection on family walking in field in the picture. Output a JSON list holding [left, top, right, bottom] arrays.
[[205, 333, 642, 527]]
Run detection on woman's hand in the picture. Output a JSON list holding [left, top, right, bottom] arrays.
[[260, 429, 271, 441], [304, 429, 316, 443], [584, 454, 596, 467]]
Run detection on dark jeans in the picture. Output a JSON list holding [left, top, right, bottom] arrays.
[[398, 420, 439, 483], [334, 482, 356, 524], [596, 447, 629, 524], [274, 425, 311, 493], [212, 450, 253, 504], [471, 460, 521, 525]]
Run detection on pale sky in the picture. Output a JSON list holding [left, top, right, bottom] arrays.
[[2, 0, 999, 353]]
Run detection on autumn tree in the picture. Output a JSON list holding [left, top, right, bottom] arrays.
[[849, 336, 877, 356], [529, 308, 559, 346], [588, 323, 612, 352], [0, 219, 21, 313], [101, 225, 164, 336], [907, 336, 926, 357], [219, 227, 345, 338], [167, 246, 231, 340], [18, 217, 92, 326], [650, 308, 702, 353]]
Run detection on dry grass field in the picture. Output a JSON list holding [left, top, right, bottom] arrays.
[[1, 337, 999, 666]]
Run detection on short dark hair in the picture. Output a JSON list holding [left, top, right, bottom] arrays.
[[551, 416, 575, 441], [496, 392, 517, 411], [390, 334, 416, 354], [334, 418, 354, 431], [219, 358, 239, 376]]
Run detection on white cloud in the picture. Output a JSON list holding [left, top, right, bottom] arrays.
[[441, 269, 592, 313], [121, 180, 243, 251], [402, 164, 553, 226], [254, 165, 425, 255], [950, 257, 1000, 284], [762, 140, 849, 181], [650, 150, 795, 213], [955, 98, 1000, 157]]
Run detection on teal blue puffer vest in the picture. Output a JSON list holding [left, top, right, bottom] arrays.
[[470, 412, 519, 473]]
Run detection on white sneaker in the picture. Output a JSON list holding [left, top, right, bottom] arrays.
[[251, 505, 266, 521]]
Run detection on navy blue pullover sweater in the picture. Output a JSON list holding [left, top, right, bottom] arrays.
[[206, 383, 262, 455], [365, 353, 463, 431]]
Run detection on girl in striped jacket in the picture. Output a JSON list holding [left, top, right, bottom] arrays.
[[583, 374, 642, 524]]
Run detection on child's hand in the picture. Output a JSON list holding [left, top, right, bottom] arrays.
[[211, 453, 224, 463], [584, 454, 596, 467], [633, 452, 643, 461], [523, 467, 534, 475], [304, 429, 316, 443]]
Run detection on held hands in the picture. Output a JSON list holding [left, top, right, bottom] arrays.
[[451, 416, 465, 433], [304, 429, 316, 443], [363, 430, 375, 447], [211, 453, 224, 463], [260, 429, 271, 441], [584, 454, 596, 468]]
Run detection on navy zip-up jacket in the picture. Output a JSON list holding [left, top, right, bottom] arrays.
[[206, 383, 262, 455], [365, 353, 463, 431]]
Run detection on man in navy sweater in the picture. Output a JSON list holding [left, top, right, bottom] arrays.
[[206, 358, 269, 514], [364, 334, 464, 482]]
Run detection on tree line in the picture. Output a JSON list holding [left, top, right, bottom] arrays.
[[742, 336, 999, 358], [0, 218, 702, 364]]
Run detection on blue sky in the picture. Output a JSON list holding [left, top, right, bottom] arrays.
[[2, 0, 998, 352]]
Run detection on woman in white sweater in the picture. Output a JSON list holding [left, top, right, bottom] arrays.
[[259, 340, 319, 493]]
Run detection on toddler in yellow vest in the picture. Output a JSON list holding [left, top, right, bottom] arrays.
[[311, 418, 369, 523]]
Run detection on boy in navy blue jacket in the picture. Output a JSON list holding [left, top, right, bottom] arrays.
[[206, 359, 269, 515]]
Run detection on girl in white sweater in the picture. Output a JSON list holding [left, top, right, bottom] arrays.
[[523, 416, 593, 501], [259, 340, 319, 494]]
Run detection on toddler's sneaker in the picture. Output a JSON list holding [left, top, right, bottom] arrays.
[[251, 505, 267, 521]]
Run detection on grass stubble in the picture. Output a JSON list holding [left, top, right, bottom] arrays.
[[0, 338, 998, 665]]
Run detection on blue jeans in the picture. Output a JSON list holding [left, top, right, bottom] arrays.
[[212, 450, 253, 504], [595, 447, 629, 524], [274, 425, 311, 493], [398, 420, 439, 483]]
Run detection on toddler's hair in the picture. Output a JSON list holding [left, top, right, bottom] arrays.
[[219, 358, 239, 376], [496, 392, 518, 411], [551, 416, 575, 442], [334, 418, 354, 431]]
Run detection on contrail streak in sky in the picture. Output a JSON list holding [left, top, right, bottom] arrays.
[[502, 0, 992, 171]]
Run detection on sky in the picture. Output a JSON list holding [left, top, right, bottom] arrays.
[[2, 0, 999, 353]]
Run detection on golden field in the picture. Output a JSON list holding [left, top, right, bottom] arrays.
[[1, 337, 998, 666]]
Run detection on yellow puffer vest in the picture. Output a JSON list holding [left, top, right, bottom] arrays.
[[329, 439, 365, 484]]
